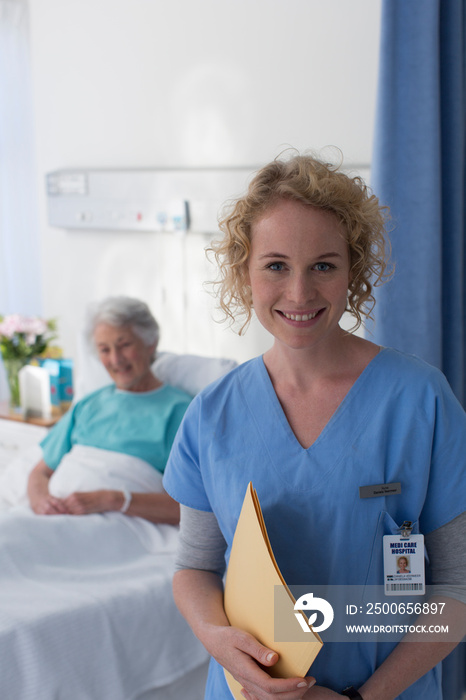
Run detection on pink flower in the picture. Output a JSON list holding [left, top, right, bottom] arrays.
[[0, 315, 48, 338], [22, 317, 48, 342], [26, 317, 47, 334], [0, 314, 25, 338]]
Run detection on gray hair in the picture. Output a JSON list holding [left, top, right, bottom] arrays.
[[85, 296, 160, 353]]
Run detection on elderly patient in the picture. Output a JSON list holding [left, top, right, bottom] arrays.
[[27, 296, 191, 524]]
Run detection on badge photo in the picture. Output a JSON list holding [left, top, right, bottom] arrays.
[[383, 534, 425, 596]]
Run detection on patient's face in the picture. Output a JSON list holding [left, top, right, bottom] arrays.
[[94, 323, 156, 392]]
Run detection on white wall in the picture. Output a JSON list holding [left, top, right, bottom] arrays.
[[28, 0, 381, 369]]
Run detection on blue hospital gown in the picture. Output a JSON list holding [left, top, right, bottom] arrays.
[[163, 348, 466, 699], [41, 383, 192, 473]]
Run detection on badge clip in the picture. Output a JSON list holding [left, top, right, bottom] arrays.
[[398, 521, 413, 539]]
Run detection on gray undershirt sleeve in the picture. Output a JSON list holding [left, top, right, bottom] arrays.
[[175, 505, 227, 578], [176, 506, 466, 604], [425, 511, 466, 604]]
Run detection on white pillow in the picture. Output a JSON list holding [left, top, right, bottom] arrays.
[[74, 334, 237, 401], [153, 352, 237, 396]]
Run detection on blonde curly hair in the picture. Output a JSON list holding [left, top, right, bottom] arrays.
[[209, 153, 392, 334]]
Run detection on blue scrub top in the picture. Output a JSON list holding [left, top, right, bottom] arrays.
[[163, 348, 466, 698], [41, 383, 192, 474]]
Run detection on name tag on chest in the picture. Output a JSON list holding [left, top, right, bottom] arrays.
[[359, 482, 402, 498]]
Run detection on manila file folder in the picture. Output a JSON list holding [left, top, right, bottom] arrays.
[[223, 482, 322, 699]]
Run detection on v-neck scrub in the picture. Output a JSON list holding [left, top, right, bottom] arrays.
[[163, 348, 466, 698]]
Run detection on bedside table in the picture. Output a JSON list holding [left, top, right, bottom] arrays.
[[0, 402, 65, 428]]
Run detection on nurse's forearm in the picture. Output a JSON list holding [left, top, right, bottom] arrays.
[[173, 568, 228, 635], [172, 570, 233, 671], [358, 597, 466, 700]]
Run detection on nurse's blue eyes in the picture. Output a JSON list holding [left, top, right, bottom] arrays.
[[266, 261, 335, 272], [314, 262, 333, 272]]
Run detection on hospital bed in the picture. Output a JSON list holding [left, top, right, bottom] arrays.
[[0, 350, 237, 700]]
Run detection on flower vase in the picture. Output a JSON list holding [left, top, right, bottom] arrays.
[[3, 358, 28, 412]]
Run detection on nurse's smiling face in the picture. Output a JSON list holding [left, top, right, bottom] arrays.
[[94, 323, 156, 392], [247, 198, 351, 353]]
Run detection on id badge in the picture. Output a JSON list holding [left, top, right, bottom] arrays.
[[383, 533, 425, 596]]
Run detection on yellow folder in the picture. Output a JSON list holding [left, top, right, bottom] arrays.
[[223, 482, 322, 699]]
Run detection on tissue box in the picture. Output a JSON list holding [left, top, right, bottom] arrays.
[[38, 358, 74, 407], [58, 359, 74, 405], [39, 359, 60, 406]]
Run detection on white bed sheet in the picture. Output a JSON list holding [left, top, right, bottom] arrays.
[[0, 507, 208, 699], [0, 432, 209, 700], [0, 419, 47, 474], [0, 349, 238, 699]]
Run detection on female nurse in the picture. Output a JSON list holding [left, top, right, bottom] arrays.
[[163, 154, 466, 699]]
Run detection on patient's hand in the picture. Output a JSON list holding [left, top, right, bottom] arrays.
[[61, 490, 121, 515], [28, 459, 69, 514], [30, 477, 179, 523], [28, 460, 122, 515], [32, 493, 69, 515]]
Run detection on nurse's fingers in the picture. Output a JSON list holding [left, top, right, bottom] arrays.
[[240, 675, 316, 700]]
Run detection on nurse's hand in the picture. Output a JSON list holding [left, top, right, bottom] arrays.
[[203, 623, 315, 699]]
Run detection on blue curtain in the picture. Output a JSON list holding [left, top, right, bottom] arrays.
[[370, 0, 466, 407], [371, 4, 465, 698]]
